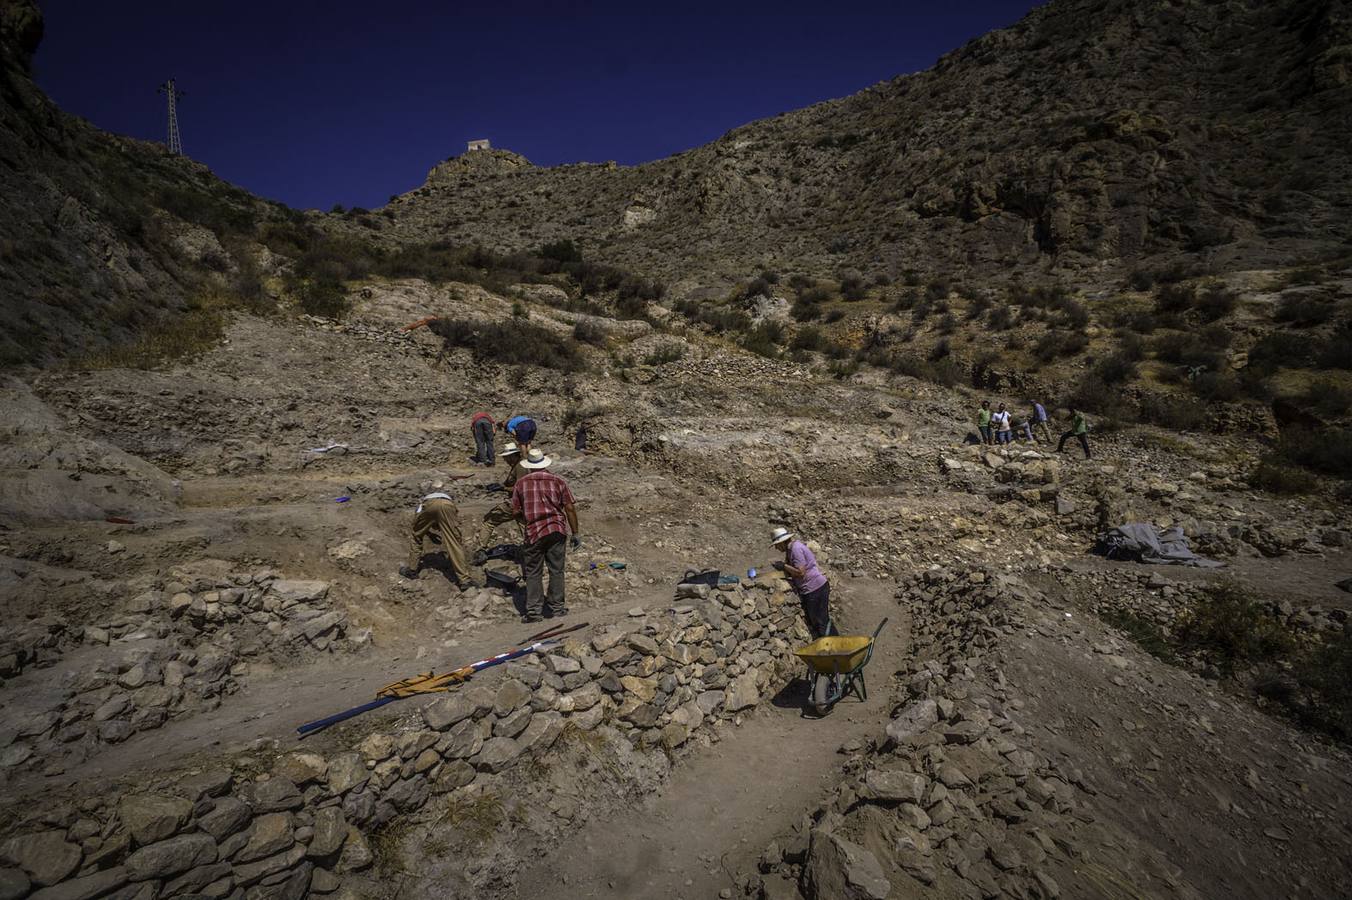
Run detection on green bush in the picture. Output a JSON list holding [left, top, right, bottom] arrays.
[[572, 319, 607, 346], [1152, 332, 1224, 371], [1187, 370, 1240, 402], [1196, 284, 1238, 321], [828, 357, 860, 378], [1067, 375, 1116, 413], [742, 321, 784, 358], [1317, 330, 1352, 370], [427, 319, 585, 372], [743, 276, 773, 299], [790, 326, 825, 352], [292, 277, 349, 319], [675, 300, 750, 334], [791, 298, 822, 321], [1138, 393, 1208, 430], [840, 276, 867, 301], [1276, 294, 1335, 326], [1303, 378, 1352, 418], [1102, 608, 1175, 662], [1251, 458, 1317, 494], [1290, 631, 1352, 741], [539, 240, 582, 264], [1094, 353, 1138, 384], [1033, 329, 1088, 361], [1248, 332, 1311, 373], [642, 344, 685, 366], [1175, 583, 1296, 678], [1272, 427, 1352, 479], [1154, 282, 1196, 314]]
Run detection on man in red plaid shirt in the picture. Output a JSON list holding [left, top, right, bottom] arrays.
[[511, 448, 580, 623]]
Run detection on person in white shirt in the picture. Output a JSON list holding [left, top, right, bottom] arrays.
[[991, 404, 1014, 445]]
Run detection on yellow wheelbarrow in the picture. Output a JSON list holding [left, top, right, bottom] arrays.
[[793, 618, 888, 715]]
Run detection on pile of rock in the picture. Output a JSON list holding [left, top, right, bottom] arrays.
[[299, 315, 415, 349], [1068, 569, 1351, 642], [756, 569, 1095, 900], [0, 583, 806, 899], [1, 573, 353, 776], [0, 617, 78, 682]]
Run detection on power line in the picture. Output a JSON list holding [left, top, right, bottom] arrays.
[[157, 78, 184, 155]]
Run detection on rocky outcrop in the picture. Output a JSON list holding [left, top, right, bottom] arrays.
[[375, 0, 1352, 289]]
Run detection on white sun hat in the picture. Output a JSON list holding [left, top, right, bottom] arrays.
[[499, 442, 521, 457], [520, 448, 553, 470], [770, 527, 794, 546]]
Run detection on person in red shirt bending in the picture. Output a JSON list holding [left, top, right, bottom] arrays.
[[470, 412, 495, 466], [510, 448, 580, 623]]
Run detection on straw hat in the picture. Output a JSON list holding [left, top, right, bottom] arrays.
[[520, 448, 552, 470], [499, 442, 521, 457], [770, 527, 794, 547]]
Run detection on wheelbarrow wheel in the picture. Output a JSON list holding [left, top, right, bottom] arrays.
[[811, 673, 833, 715]]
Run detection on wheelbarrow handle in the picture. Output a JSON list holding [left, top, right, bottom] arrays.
[[871, 617, 889, 640]]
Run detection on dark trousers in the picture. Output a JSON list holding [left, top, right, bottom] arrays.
[[1058, 431, 1091, 458], [523, 532, 567, 617], [978, 425, 992, 444], [799, 582, 832, 640], [472, 419, 495, 464]]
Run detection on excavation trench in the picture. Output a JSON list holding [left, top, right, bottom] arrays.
[[375, 581, 910, 900]]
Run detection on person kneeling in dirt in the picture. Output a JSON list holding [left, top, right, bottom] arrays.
[[400, 484, 478, 588], [511, 448, 580, 623], [476, 442, 526, 551], [771, 527, 833, 639]]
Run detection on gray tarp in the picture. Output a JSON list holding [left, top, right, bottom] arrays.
[[1096, 523, 1224, 568]]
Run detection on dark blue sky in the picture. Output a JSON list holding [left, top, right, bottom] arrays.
[[34, 1, 1039, 211]]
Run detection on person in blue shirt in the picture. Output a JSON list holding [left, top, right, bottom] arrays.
[[500, 415, 538, 450], [1029, 400, 1052, 443]]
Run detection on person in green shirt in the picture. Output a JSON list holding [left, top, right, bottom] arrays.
[[1057, 408, 1091, 458], [977, 400, 993, 445]]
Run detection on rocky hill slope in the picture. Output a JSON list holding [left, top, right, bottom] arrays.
[[377, 0, 1352, 290], [0, 0, 299, 367]]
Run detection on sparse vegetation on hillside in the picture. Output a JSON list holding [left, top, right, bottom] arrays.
[[427, 318, 586, 372]]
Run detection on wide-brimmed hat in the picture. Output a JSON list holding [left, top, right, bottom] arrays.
[[770, 527, 794, 546], [499, 442, 521, 457], [520, 448, 552, 470]]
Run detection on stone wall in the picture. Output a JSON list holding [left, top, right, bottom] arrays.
[[0, 576, 806, 899], [2, 571, 352, 776]]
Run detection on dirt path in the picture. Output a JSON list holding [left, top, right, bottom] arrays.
[[511, 583, 907, 900], [19, 588, 674, 798]]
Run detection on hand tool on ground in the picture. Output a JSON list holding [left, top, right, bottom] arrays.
[[519, 620, 589, 645], [297, 628, 582, 736]]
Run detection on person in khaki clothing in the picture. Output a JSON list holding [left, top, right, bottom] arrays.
[[477, 443, 526, 547], [400, 484, 476, 587]]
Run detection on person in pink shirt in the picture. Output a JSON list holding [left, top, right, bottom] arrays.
[[771, 527, 833, 639]]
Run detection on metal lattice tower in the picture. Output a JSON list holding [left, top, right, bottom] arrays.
[[158, 79, 184, 155]]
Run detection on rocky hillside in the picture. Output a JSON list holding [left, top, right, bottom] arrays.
[[0, 0, 301, 367], [376, 0, 1352, 290]]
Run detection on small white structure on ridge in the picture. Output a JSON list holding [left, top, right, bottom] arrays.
[[467, 139, 491, 152]]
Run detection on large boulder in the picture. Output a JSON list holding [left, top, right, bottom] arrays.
[[804, 830, 891, 900], [0, 832, 82, 886], [124, 834, 217, 881], [884, 698, 938, 746], [118, 794, 193, 846]]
